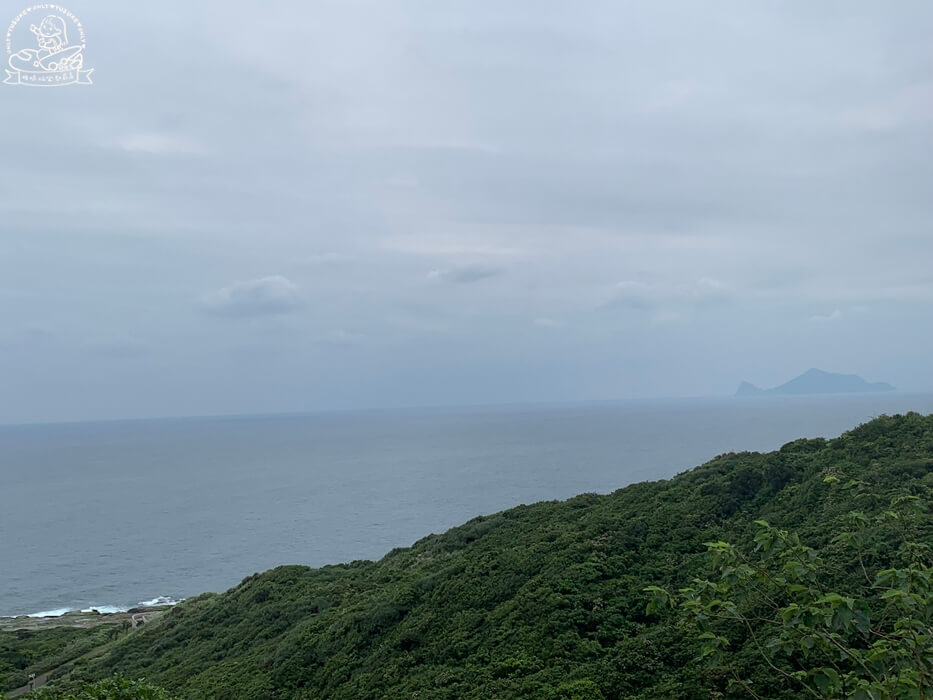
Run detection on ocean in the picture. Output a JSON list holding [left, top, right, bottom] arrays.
[[2, 394, 933, 618]]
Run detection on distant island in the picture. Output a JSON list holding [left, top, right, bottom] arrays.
[[736, 368, 895, 397]]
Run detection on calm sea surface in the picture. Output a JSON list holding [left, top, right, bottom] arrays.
[[3, 394, 933, 617]]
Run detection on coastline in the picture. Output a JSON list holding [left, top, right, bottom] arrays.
[[0, 600, 180, 632]]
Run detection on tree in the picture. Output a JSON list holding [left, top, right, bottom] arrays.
[[24, 676, 179, 700], [646, 482, 932, 699]]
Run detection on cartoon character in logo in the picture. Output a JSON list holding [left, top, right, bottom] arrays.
[[8, 15, 84, 73]]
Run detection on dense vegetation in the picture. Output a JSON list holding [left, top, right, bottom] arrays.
[[0, 626, 118, 693], [648, 488, 931, 698], [9, 413, 933, 699], [27, 676, 179, 699]]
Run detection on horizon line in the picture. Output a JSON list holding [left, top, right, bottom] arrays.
[[2, 390, 932, 430]]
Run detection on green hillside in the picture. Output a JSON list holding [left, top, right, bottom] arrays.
[[12, 413, 933, 699]]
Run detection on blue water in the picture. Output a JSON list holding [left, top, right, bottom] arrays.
[[2, 394, 933, 617]]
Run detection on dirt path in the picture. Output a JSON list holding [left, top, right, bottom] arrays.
[[8, 672, 51, 698]]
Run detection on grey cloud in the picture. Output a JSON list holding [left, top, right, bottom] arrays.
[[323, 329, 364, 345], [81, 337, 149, 358], [427, 264, 503, 284], [116, 131, 207, 155], [605, 282, 657, 311], [0, 324, 57, 349], [810, 310, 844, 323], [300, 253, 354, 265], [199, 276, 303, 317], [606, 278, 735, 312]]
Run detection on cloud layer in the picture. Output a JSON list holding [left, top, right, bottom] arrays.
[[200, 277, 303, 317], [427, 264, 503, 284], [0, 0, 931, 422]]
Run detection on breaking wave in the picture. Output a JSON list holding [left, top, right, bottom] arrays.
[[10, 596, 183, 619]]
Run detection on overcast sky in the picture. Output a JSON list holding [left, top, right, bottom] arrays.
[[1, 1, 931, 423]]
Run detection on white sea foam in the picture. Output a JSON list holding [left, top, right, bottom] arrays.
[[137, 596, 182, 607], [11, 596, 182, 619]]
